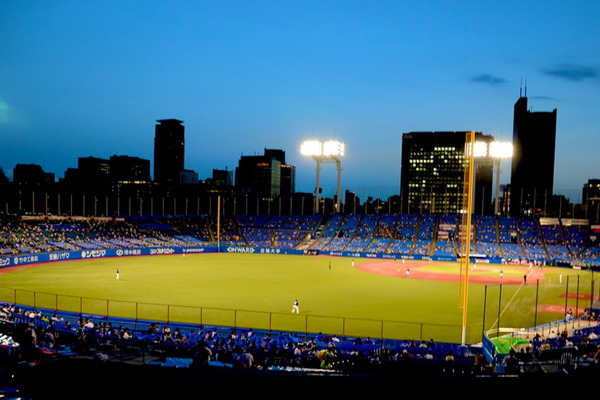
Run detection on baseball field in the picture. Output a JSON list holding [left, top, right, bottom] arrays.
[[0, 252, 595, 344]]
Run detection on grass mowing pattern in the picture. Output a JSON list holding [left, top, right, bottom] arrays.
[[0, 253, 594, 344]]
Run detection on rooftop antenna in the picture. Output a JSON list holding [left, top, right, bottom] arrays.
[[520, 77, 523, 98], [524, 77, 528, 97]]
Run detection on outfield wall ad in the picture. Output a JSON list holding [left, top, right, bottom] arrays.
[[0, 246, 219, 268], [0, 244, 507, 269]]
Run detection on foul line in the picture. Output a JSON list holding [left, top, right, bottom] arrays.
[[489, 270, 534, 331]]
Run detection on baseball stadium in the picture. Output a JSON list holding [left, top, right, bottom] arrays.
[[1, 208, 600, 398]]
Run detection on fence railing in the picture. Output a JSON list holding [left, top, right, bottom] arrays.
[[0, 286, 480, 344]]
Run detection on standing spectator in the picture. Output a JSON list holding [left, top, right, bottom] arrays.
[[241, 347, 254, 368]]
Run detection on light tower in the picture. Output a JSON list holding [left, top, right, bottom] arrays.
[[300, 140, 345, 214], [489, 141, 513, 215]]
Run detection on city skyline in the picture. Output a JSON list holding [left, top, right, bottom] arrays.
[[1, 1, 599, 202]]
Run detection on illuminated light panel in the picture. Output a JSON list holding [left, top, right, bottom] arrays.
[[468, 140, 513, 159], [489, 141, 513, 159], [473, 142, 488, 158], [322, 140, 345, 157], [300, 140, 322, 156], [300, 140, 345, 157]]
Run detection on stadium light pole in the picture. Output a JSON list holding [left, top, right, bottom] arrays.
[[300, 140, 345, 214], [489, 141, 513, 215]]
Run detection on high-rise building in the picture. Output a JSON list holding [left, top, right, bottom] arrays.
[[13, 164, 55, 185], [62, 156, 111, 190], [212, 169, 234, 188], [154, 119, 185, 187], [583, 179, 600, 220], [109, 155, 151, 197], [235, 149, 296, 198], [400, 131, 494, 215], [510, 96, 557, 216], [62, 155, 150, 195], [109, 155, 151, 183]]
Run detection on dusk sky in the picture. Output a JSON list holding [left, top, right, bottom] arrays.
[[1, 1, 599, 202]]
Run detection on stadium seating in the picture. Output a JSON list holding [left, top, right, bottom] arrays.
[[345, 214, 378, 252], [320, 214, 362, 252], [2, 213, 600, 266], [433, 214, 458, 257], [518, 218, 548, 262], [363, 213, 396, 253], [413, 214, 435, 256], [311, 214, 345, 251], [386, 213, 419, 255], [474, 215, 499, 258], [497, 216, 523, 261], [539, 220, 570, 264], [0, 302, 484, 376]]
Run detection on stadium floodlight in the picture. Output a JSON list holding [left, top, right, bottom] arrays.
[[469, 140, 513, 160], [300, 139, 345, 214], [322, 140, 345, 157], [486, 141, 513, 215], [300, 140, 323, 157], [489, 141, 513, 159], [473, 141, 488, 159]]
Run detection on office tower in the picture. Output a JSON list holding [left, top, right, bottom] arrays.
[[235, 149, 296, 198], [510, 95, 557, 215], [78, 157, 111, 187], [235, 153, 281, 198], [212, 169, 234, 188], [154, 119, 185, 186], [13, 164, 55, 185], [62, 155, 150, 196], [109, 155, 151, 196], [582, 179, 600, 220], [109, 155, 151, 183], [265, 148, 296, 195], [400, 131, 494, 215]]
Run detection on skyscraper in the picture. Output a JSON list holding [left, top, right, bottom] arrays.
[[235, 149, 296, 198], [509, 95, 557, 216], [400, 131, 494, 215], [154, 119, 185, 187]]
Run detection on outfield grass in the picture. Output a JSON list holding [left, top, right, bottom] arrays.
[[0, 253, 595, 344]]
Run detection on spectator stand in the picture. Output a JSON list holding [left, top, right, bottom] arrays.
[[413, 214, 436, 257], [310, 214, 345, 251], [346, 213, 379, 253], [433, 213, 458, 258], [321, 214, 362, 252], [380, 213, 419, 255], [363, 213, 397, 254], [474, 215, 499, 258], [498, 216, 523, 262]]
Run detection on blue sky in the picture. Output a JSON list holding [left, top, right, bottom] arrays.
[[1, 1, 599, 202]]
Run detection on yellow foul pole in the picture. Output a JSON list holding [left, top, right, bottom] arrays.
[[460, 131, 475, 346]]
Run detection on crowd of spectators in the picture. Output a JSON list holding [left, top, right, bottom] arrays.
[[0, 303, 485, 378], [3, 301, 600, 384], [504, 324, 600, 375], [2, 213, 600, 267]]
